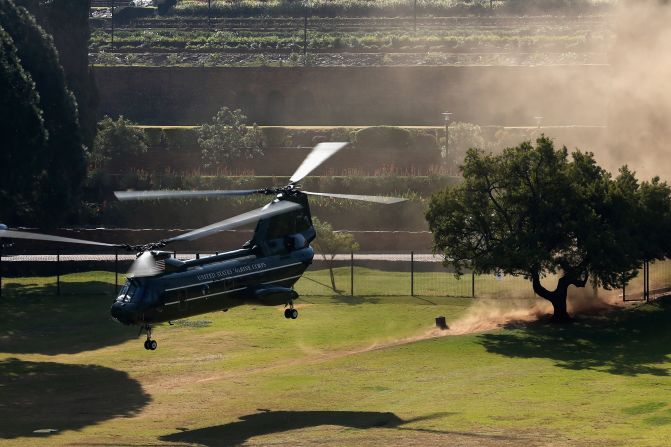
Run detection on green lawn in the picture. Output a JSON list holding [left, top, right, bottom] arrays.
[[1, 272, 671, 446]]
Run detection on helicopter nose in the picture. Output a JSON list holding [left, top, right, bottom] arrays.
[[110, 301, 137, 325]]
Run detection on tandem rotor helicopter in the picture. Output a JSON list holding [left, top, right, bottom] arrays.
[[0, 143, 406, 350]]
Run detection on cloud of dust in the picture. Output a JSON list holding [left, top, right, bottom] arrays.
[[603, 0, 671, 179], [444, 285, 623, 336]]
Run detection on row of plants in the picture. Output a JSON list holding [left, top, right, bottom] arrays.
[[90, 28, 607, 53], [90, 50, 604, 67], [169, 0, 615, 18], [91, 112, 558, 175]]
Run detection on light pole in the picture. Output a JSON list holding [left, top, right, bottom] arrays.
[[111, 0, 115, 48], [208, 0, 211, 29], [413, 0, 417, 33], [303, 0, 309, 64], [442, 111, 452, 173]]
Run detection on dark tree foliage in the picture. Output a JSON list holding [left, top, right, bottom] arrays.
[[15, 0, 98, 149], [426, 136, 671, 322], [91, 115, 148, 171], [0, 27, 47, 223], [0, 0, 86, 225]]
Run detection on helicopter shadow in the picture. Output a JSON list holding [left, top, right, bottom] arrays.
[[159, 410, 487, 446], [0, 358, 150, 439], [0, 282, 137, 355]]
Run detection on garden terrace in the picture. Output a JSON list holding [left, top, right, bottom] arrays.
[[89, 15, 612, 66]]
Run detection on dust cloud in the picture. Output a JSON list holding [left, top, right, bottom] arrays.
[[603, 0, 671, 178], [446, 284, 625, 335]]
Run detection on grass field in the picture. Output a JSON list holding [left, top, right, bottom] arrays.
[[2, 270, 671, 446]]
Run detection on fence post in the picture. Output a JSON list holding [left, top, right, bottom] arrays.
[[56, 252, 61, 296], [410, 251, 414, 296], [350, 251, 354, 296], [645, 260, 650, 302], [114, 249, 119, 294], [471, 271, 475, 298]]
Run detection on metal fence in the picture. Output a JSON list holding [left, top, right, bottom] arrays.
[[2, 251, 670, 301]]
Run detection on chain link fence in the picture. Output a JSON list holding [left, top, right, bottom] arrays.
[[3, 251, 670, 301]]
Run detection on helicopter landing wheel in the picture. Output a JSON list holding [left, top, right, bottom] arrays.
[[143, 325, 157, 350], [284, 308, 292, 319], [290, 308, 298, 319]]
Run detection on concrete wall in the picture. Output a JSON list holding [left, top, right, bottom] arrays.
[[94, 65, 610, 126]]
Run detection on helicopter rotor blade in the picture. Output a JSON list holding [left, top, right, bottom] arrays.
[[302, 191, 407, 205], [0, 229, 119, 247], [289, 142, 348, 184], [166, 200, 302, 243], [114, 189, 261, 201]]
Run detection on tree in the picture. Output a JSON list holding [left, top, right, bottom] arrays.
[[16, 0, 99, 150], [0, 26, 47, 223], [443, 121, 485, 167], [426, 136, 670, 322], [0, 0, 86, 225], [198, 107, 263, 169], [91, 116, 148, 171], [312, 218, 359, 292]]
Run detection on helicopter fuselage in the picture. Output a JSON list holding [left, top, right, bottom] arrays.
[[111, 244, 313, 325]]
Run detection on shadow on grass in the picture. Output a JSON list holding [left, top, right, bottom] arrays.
[[329, 295, 381, 305], [160, 410, 519, 446], [478, 297, 671, 376], [0, 358, 150, 439], [0, 282, 137, 355]]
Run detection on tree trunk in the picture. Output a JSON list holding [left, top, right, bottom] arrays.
[[327, 261, 336, 291], [548, 295, 570, 323], [531, 270, 586, 323]]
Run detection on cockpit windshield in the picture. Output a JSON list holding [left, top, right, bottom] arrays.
[[116, 280, 139, 303]]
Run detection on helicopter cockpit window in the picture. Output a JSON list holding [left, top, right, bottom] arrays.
[[116, 280, 138, 303]]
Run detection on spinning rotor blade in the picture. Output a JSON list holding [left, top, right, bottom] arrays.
[[127, 251, 162, 278], [290, 142, 348, 184], [303, 191, 407, 204], [0, 229, 118, 247], [114, 189, 260, 201], [166, 200, 302, 243]]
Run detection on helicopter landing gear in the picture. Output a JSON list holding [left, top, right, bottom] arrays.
[[284, 302, 298, 320], [142, 325, 157, 350]]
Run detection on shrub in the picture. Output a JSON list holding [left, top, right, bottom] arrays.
[[198, 106, 264, 168], [91, 116, 148, 171], [261, 127, 293, 147], [354, 126, 413, 150]]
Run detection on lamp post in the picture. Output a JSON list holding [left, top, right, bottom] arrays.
[[442, 111, 453, 173], [413, 0, 417, 33], [111, 0, 115, 48], [303, 0, 309, 64]]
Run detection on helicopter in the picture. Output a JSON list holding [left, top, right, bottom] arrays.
[[0, 143, 406, 350]]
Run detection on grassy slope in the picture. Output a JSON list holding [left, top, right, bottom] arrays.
[[1, 272, 671, 446]]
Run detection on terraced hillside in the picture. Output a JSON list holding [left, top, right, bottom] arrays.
[[89, 14, 613, 66]]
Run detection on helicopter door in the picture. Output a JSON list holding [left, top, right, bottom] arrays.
[[224, 278, 235, 291], [179, 290, 187, 311]]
